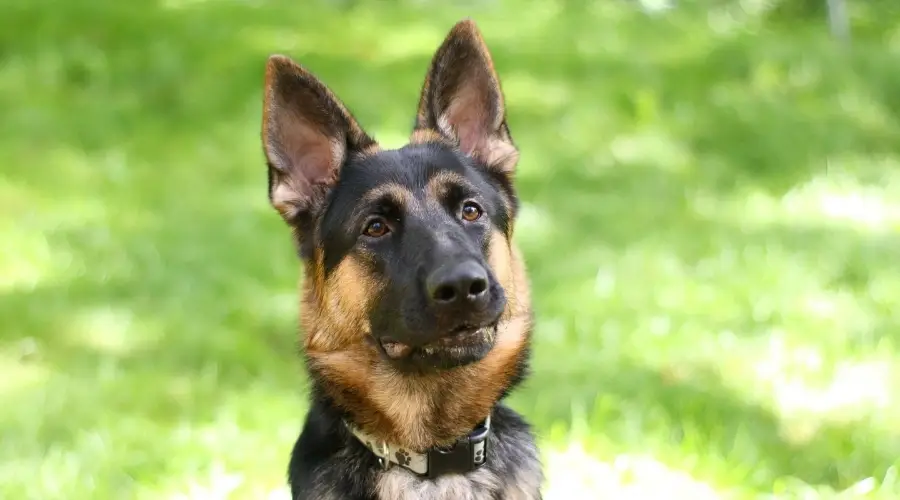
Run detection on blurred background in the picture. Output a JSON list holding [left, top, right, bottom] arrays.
[[2, 0, 900, 498]]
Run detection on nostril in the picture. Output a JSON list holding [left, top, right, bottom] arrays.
[[433, 284, 457, 303], [426, 260, 490, 306], [468, 277, 488, 297]]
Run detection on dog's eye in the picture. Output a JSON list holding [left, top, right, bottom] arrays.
[[363, 218, 390, 238], [461, 201, 483, 222]]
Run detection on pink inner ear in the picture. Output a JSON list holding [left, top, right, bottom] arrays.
[[279, 110, 343, 184], [267, 107, 346, 218], [443, 77, 497, 157], [441, 77, 517, 172]]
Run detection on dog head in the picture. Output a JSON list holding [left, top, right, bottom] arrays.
[[262, 19, 529, 377]]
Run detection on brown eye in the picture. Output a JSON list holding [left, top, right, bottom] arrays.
[[461, 201, 483, 222], [364, 218, 389, 238]]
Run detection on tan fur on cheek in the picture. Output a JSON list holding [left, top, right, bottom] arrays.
[[483, 314, 529, 370], [487, 230, 512, 289], [305, 256, 380, 352], [507, 244, 531, 317], [488, 229, 525, 320]]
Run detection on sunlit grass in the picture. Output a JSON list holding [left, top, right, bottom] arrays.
[[3, 0, 900, 498]]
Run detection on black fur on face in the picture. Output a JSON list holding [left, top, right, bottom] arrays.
[[316, 142, 516, 372]]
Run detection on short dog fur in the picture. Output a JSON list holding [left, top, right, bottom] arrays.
[[261, 18, 543, 500]]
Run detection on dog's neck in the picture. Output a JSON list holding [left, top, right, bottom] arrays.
[[304, 313, 531, 452]]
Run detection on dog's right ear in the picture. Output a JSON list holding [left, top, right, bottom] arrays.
[[262, 55, 377, 223]]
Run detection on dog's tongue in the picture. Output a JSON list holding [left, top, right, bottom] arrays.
[[380, 338, 412, 359]]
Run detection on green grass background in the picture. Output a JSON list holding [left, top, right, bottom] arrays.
[[2, 0, 900, 498]]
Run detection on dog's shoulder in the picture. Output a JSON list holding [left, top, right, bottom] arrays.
[[484, 404, 544, 500], [288, 399, 378, 500]]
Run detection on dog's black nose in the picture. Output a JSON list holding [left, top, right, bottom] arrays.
[[427, 260, 490, 309]]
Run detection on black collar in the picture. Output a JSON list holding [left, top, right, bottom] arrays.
[[344, 416, 491, 479]]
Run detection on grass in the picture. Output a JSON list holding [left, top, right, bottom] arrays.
[[2, 0, 900, 498]]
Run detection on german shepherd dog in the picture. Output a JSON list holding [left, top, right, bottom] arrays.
[[261, 18, 542, 500]]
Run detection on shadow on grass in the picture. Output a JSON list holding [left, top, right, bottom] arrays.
[[511, 164, 900, 490], [521, 356, 900, 491]]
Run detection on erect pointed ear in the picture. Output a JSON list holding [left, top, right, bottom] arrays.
[[262, 55, 377, 222], [414, 19, 518, 175]]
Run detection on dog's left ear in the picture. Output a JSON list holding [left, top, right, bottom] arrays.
[[414, 19, 518, 175]]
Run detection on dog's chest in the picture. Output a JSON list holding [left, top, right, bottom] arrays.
[[375, 468, 494, 500], [374, 467, 538, 500]]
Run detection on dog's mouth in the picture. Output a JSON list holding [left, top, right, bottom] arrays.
[[377, 322, 499, 364]]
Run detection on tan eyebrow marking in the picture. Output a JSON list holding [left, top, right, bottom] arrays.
[[353, 183, 423, 221], [360, 183, 413, 207], [426, 171, 474, 200]]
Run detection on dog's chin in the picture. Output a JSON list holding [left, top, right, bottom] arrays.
[[374, 323, 498, 373]]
